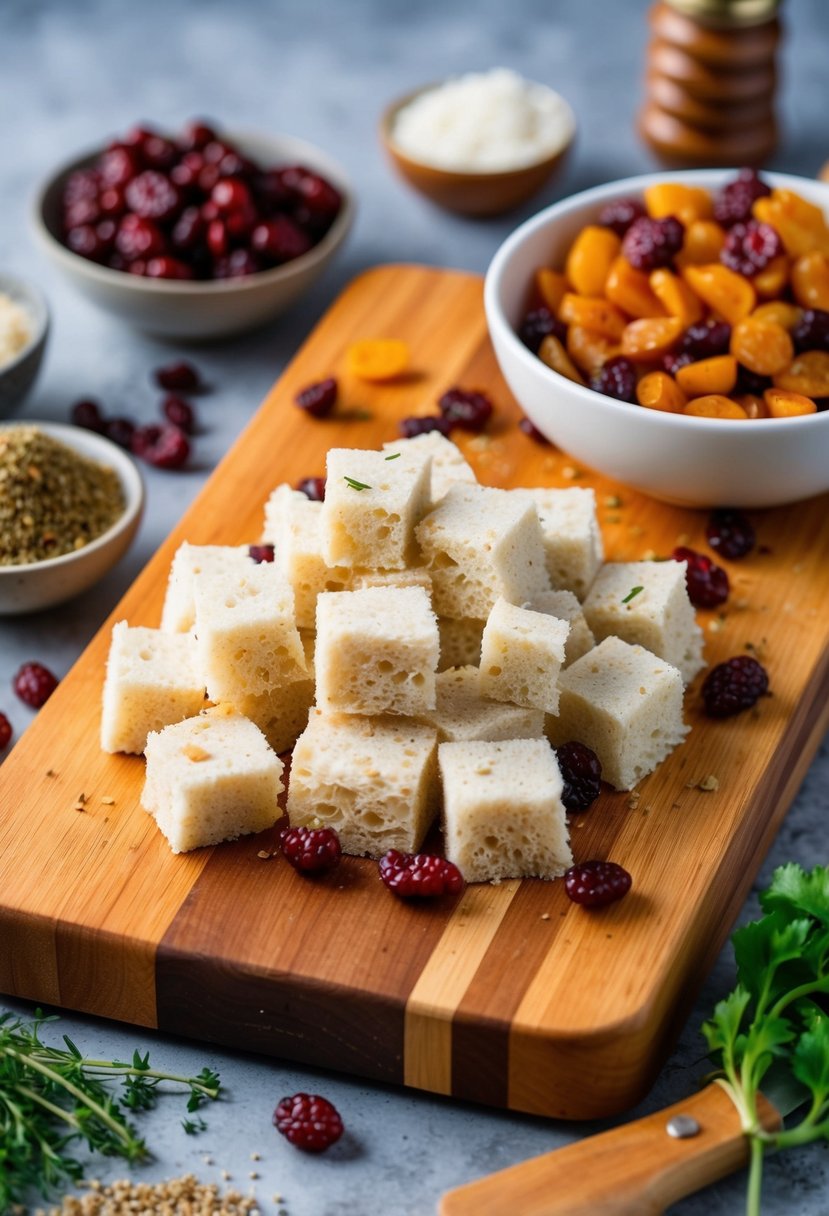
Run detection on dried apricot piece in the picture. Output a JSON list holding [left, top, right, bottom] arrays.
[[675, 220, 727, 268], [535, 268, 569, 314], [620, 316, 684, 361], [605, 257, 666, 318], [751, 301, 802, 331], [754, 191, 829, 257], [649, 269, 703, 327], [538, 334, 586, 385], [644, 183, 713, 227], [559, 293, 627, 339], [685, 395, 749, 419], [735, 393, 768, 419], [791, 252, 829, 311], [763, 387, 818, 417], [566, 326, 620, 376], [636, 370, 687, 413], [772, 350, 829, 397], [346, 338, 410, 381], [730, 318, 794, 376], [681, 263, 756, 325], [565, 226, 622, 296], [753, 254, 790, 299], [676, 355, 738, 397]]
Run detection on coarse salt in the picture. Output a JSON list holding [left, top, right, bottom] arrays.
[[0, 293, 32, 369]]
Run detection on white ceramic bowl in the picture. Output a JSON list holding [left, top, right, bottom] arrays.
[[485, 169, 829, 508], [0, 273, 49, 416], [32, 131, 354, 340], [0, 421, 143, 614]]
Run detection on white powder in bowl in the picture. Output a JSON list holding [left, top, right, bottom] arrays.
[[0, 293, 32, 369], [391, 68, 575, 173]]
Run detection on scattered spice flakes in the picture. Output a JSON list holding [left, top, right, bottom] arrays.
[[100, 795, 115, 806], [686, 775, 720, 792], [256, 850, 273, 860], [627, 523, 644, 537], [603, 494, 623, 508], [627, 791, 641, 809], [250, 1152, 261, 1161], [604, 514, 622, 525], [540, 912, 551, 921], [745, 638, 769, 661], [561, 464, 582, 480], [467, 434, 493, 453], [708, 613, 727, 633], [183, 743, 211, 762], [76, 792, 87, 804]]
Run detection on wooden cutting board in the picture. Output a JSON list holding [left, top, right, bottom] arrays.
[[2, 265, 828, 1121]]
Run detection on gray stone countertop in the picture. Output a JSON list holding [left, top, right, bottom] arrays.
[[1, 0, 827, 1211]]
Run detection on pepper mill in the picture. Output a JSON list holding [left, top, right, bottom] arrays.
[[639, 0, 783, 166]]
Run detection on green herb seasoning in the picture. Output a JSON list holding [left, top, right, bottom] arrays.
[[343, 475, 372, 492], [621, 585, 644, 604], [0, 427, 125, 565]]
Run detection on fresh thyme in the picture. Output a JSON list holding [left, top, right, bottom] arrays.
[[343, 476, 371, 491], [384, 452, 401, 461], [621, 585, 644, 604]]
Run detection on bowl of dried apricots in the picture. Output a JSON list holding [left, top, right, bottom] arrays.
[[485, 168, 829, 507]]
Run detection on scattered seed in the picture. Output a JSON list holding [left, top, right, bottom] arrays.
[[256, 850, 272, 860], [561, 465, 581, 480], [100, 796, 115, 805], [604, 494, 622, 508], [540, 912, 551, 921]]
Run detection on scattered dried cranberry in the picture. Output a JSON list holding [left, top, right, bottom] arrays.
[[280, 825, 342, 875], [66, 224, 108, 261], [70, 399, 105, 432], [104, 417, 136, 449], [162, 395, 195, 432], [735, 365, 771, 396], [154, 361, 202, 392], [518, 415, 550, 444], [713, 168, 771, 228], [673, 546, 729, 609], [662, 350, 694, 376], [706, 508, 756, 560], [518, 307, 565, 354], [678, 319, 732, 360], [438, 387, 493, 431], [115, 213, 166, 261], [145, 255, 193, 280], [379, 850, 464, 898], [13, 662, 59, 709], [702, 656, 769, 718], [124, 170, 181, 222], [597, 196, 647, 237], [131, 424, 190, 469], [556, 742, 602, 813], [591, 355, 637, 403], [296, 476, 326, 501], [565, 860, 632, 907], [251, 216, 312, 263], [0, 712, 12, 750], [295, 377, 337, 418], [399, 415, 452, 439], [248, 543, 275, 564], [792, 308, 829, 354], [622, 215, 684, 272], [273, 1093, 343, 1153], [720, 220, 782, 277]]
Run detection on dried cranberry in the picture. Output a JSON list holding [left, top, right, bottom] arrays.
[[556, 742, 602, 813], [115, 214, 166, 261], [399, 415, 452, 439], [64, 197, 101, 228], [145, 256, 193, 280], [104, 417, 136, 449], [713, 168, 771, 228], [622, 215, 684, 272], [255, 169, 293, 210], [0, 712, 12, 750], [251, 217, 312, 263], [706, 508, 756, 560], [248, 544, 275, 564], [518, 415, 550, 444], [62, 168, 100, 205], [379, 849, 464, 898], [66, 224, 107, 262], [296, 476, 326, 501], [678, 319, 732, 360], [131, 424, 190, 469], [518, 307, 565, 354], [213, 249, 261, 279], [100, 144, 141, 187], [438, 387, 493, 431], [597, 196, 647, 237], [162, 395, 195, 432], [280, 165, 342, 222], [181, 119, 218, 150], [124, 170, 181, 222], [142, 134, 177, 170], [13, 662, 59, 709], [123, 123, 158, 150], [273, 1093, 343, 1153], [211, 177, 252, 213], [720, 220, 782, 277], [154, 361, 202, 392], [206, 218, 230, 258], [565, 860, 632, 907], [591, 355, 637, 403], [295, 377, 337, 418], [792, 308, 829, 353], [702, 656, 769, 718], [662, 350, 695, 376], [280, 825, 342, 874], [98, 187, 126, 218], [672, 546, 729, 609], [71, 399, 105, 432], [171, 205, 206, 251], [224, 204, 257, 240], [735, 365, 771, 396]]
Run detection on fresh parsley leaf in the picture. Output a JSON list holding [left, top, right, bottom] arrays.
[[343, 475, 371, 491], [621, 585, 644, 604], [182, 1114, 208, 1135]]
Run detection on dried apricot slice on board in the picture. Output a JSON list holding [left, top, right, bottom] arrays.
[[346, 339, 410, 381]]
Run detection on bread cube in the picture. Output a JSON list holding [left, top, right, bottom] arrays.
[[439, 738, 572, 883], [438, 616, 485, 671], [288, 709, 439, 857], [524, 487, 603, 599], [161, 543, 253, 633], [320, 446, 431, 569], [194, 563, 307, 703], [582, 560, 704, 683], [229, 676, 315, 755], [479, 598, 569, 713], [261, 482, 313, 544], [421, 665, 545, 743], [270, 496, 350, 630], [100, 622, 205, 755], [547, 636, 689, 790], [350, 566, 432, 594], [527, 589, 595, 667], [383, 430, 476, 504], [415, 484, 550, 620], [315, 585, 438, 716], [142, 707, 285, 853]]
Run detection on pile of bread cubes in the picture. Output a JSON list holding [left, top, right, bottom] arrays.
[[101, 430, 704, 885]]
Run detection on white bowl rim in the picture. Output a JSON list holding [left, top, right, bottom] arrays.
[[0, 420, 144, 575], [0, 272, 50, 375], [485, 167, 829, 433], [31, 128, 355, 296]]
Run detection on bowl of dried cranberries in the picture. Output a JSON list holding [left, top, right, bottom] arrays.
[[32, 120, 354, 339], [484, 168, 829, 508]]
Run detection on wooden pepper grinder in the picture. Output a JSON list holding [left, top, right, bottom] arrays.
[[639, 0, 783, 166]]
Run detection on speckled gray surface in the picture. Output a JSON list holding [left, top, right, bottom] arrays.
[[1, 0, 828, 1212]]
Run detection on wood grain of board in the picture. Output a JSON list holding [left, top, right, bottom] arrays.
[[1, 264, 828, 1119]]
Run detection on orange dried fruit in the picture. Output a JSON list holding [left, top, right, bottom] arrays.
[[346, 338, 410, 381], [681, 263, 756, 326], [751, 301, 802, 331], [538, 334, 586, 385], [559, 293, 627, 339], [676, 355, 738, 397], [730, 318, 794, 376], [791, 252, 829, 311], [535, 268, 569, 314], [620, 316, 684, 361], [675, 220, 727, 268], [644, 183, 713, 227], [753, 254, 790, 299], [636, 370, 687, 413], [649, 268, 703, 327], [754, 191, 829, 257], [772, 350, 829, 397], [565, 226, 621, 296], [763, 387, 818, 417], [735, 393, 768, 419], [566, 325, 620, 376], [685, 395, 749, 419], [605, 257, 666, 318]]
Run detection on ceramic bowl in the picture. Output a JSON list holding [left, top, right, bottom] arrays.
[[32, 131, 354, 339], [485, 168, 829, 508], [0, 421, 143, 614], [380, 83, 575, 217], [0, 274, 49, 416]]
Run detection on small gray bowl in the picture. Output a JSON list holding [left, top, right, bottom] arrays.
[[0, 273, 49, 416]]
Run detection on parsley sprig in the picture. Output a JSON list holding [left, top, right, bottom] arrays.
[[0, 1009, 221, 1208], [702, 864, 829, 1216]]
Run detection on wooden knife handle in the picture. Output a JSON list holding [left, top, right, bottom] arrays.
[[439, 1082, 781, 1216]]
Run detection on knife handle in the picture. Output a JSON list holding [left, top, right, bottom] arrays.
[[439, 1082, 781, 1216]]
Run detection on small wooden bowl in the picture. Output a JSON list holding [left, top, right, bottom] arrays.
[[380, 84, 575, 218]]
